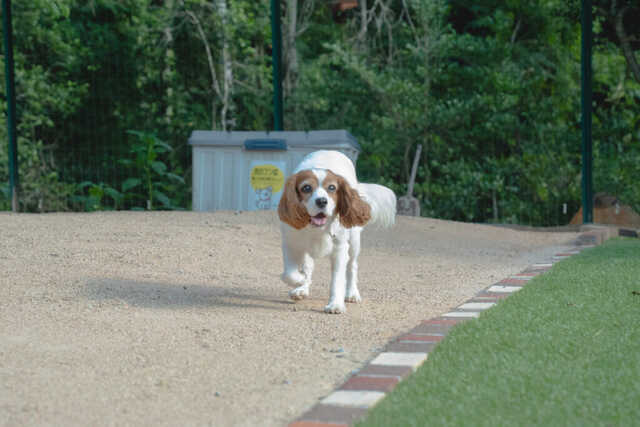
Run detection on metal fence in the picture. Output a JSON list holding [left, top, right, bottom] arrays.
[[2, 1, 636, 228]]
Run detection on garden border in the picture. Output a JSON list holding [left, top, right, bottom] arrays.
[[288, 225, 634, 427]]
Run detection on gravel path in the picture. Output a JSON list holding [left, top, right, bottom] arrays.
[[0, 211, 578, 426]]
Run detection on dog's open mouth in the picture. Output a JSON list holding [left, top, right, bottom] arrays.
[[310, 213, 327, 227]]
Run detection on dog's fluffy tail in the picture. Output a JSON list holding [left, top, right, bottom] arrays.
[[358, 183, 396, 228]]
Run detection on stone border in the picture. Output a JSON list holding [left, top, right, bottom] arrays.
[[289, 226, 625, 427]]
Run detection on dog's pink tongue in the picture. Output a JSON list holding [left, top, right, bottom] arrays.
[[311, 215, 327, 226]]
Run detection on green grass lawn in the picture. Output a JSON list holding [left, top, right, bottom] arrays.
[[359, 238, 640, 427]]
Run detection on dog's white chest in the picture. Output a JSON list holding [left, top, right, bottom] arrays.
[[285, 221, 345, 259], [307, 232, 335, 258], [292, 227, 334, 258]]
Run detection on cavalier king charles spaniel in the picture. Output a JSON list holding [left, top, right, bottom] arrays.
[[278, 150, 396, 313]]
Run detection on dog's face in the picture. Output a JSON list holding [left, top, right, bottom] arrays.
[[295, 169, 339, 227], [278, 169, 371, 230]]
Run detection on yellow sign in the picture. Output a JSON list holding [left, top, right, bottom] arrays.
[[250, 164, 285, 193]]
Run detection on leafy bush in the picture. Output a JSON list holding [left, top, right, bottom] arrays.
[[118, 131, 186, 210], [1, 0, 638, 224]]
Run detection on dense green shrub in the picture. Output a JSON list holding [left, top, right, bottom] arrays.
[[1, 0, 638, 223]]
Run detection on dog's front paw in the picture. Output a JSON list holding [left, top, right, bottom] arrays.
[[289, 286, 309, 301], [324, 301, 346, 314], [281, 270, 305, 288], [345, 289, 361, 303]]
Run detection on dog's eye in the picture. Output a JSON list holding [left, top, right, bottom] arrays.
[[301, 184, 312, 193], [327, 184, 337, 192]]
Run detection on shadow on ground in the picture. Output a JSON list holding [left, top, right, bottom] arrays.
[[85, 278, 292, 311]]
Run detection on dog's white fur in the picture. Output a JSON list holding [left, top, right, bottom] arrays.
[[278, 151, 396, 314]]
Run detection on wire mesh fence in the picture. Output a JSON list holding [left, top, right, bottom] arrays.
[[1, 1, 638, 227]]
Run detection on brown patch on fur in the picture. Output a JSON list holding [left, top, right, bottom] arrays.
[[323, 171, 341, 205], [336, 175, 371, 228], [294, 170, 318, 204], [278, 171, 316, 229]]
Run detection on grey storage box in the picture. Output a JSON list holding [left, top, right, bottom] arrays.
[[189, 130, 360, 212]]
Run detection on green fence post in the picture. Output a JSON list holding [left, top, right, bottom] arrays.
[[581, 0, 593, 224], [2, 0, 18, 212], [270, 0, 284, 131]]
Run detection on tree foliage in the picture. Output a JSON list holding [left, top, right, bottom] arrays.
[[1, 0, 638, 223]]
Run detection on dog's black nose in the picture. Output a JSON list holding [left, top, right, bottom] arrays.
[[315, 197, 328, 208]]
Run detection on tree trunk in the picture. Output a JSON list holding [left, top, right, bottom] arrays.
[[492, 189, 499, 222], [612, 3, 640, 84], [284, 0, 298, 96], [357, 0, 368, 47], [185, 8, 221, 129], [163, 0, 175, 126], [218, 0, 234, 130], [185, 0, 235, 130]]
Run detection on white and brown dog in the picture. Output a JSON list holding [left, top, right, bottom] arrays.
[[278, 150, 396, 313]]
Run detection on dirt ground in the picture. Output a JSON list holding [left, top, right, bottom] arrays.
[[0, 211, 579, 426]]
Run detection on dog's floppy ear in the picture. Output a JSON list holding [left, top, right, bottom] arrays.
[[278, 173, 310, 229], [337, 177, 371, 228]]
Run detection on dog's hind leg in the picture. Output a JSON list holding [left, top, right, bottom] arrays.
[[345, 228, 362, 303]]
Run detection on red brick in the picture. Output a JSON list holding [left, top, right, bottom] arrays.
[[467, 297, 501, 304], [340, 376, 399, 392], [289, 422, 348, 427], [470, 294, 501, 300], [475, 292, 510, 299], [473, 297, 498, 303], [521, 270, 548, 275], [291, 405, 369, 426], [386, 341, 436, 353], [357, 364, 413, 378], [424, 317, 463, 325], [397, 334, 444, 343], [498, 278, 527, 285], [409, 321, 454, 335]]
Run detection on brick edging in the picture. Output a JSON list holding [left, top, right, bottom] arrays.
[[289, 227, 617, 427]]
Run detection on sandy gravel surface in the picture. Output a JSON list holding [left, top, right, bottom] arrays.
[[0, 211, 578, 426]]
